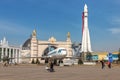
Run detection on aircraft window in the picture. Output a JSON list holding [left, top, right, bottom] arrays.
[[58, 50, 61, 53], [61, 49, 66, 51], [49, 47, 55, 51]]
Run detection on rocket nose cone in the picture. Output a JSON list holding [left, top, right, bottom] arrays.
[[84, 4, 87, 8], [84, 4, 88, 12]]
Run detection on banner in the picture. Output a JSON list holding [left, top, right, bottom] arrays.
[[108, 53, 113, 63]]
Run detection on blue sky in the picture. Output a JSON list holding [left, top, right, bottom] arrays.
[[0, 0, 120, 52]]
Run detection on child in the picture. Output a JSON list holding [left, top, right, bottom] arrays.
[[107, 61, 111, 69]]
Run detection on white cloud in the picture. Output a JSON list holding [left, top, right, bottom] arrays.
[[110, 17, 120, 25], [114, 0, 120, 4], [0, 20, 32, 35], [108, 28, 120, 34], [108, 16, 120, 34], [0, 20, 34, 45], [69, 22, 81, 29]]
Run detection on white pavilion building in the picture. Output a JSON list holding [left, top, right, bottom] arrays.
[[0, 37, 20, 63]]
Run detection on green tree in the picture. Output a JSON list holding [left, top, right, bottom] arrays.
[[78, 59, 83, 64], [3, 56, 9, 63], [117, 48, 120, 63]]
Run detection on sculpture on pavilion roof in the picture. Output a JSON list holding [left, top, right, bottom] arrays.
[[32, 29, 36, 37], [67, 32, 70, 38], [48, 36, 56, 43]]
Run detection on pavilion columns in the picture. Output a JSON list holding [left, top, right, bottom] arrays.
[[14, 49, 18, 63], [9, 48, 11, 62], [17, 50, 20, 63], [1, 48, 4, 60], [0, 47, 20, 63], [12, 49, 14, 63], [5, 48, 7, 57]]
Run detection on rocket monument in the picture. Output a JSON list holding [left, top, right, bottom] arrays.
[[81, 4, 92, 52]]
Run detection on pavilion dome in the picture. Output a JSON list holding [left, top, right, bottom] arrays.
[[22, 38, 31, 48]]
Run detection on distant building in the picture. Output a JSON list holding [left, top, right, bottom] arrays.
[[92, 51, 119, 61], [20, 29, 73, 63], [0, 37, 20, 63]]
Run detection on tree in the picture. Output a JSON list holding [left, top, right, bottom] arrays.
[[117, 48, 120, 63], [78, 59, 83, 64], [3, 56, 9, 63], [2, 56, 10, 67]]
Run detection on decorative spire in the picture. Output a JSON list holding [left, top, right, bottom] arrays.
[[32, 29, 36, 37], [67, 32, 70, 38], [1, 37, 8, 47], [66, 32, 71, 42]]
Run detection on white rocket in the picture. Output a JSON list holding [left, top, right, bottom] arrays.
[[81, 4, 92, 52]]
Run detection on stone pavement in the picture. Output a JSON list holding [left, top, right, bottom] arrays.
[[0, 64, 120, 80]]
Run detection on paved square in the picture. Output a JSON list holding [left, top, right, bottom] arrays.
[[0, 64, 120, 80]]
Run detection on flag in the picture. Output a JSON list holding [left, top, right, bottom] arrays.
[[108, 53, 113, 63]]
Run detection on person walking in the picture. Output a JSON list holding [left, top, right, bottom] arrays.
[[46, 60, 51, 71], [46, 59, 55, 72], [50, 61, 54, 72], [100, 60, 105, 69]]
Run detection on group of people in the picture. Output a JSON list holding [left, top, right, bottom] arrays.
[[45, 58, 112, 71], [100, 60, 112, 69], [46, 60, 55, 72]]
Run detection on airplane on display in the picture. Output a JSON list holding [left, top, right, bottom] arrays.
[[42, 47, 67, 65], [21, 47, 67, 60], [43, 47, 67, 59]]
